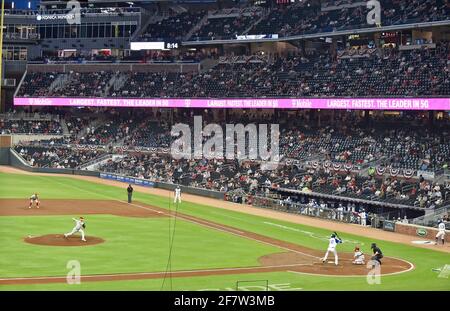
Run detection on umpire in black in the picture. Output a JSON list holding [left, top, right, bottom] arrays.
[[127, 184, 134, 203], [370, 243, 383, 268]]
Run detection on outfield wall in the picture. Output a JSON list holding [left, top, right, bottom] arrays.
[[155, 181, 224, 200], [99, 172, 224, 200], [394, 222, 450, 243]]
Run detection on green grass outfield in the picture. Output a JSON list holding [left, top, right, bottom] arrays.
[[0, 172, 449, 291]]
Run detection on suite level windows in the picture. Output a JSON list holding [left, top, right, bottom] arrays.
[[2, 25, 39, 40], [37, 22, 137, 39], [2, 47, 28, 61]]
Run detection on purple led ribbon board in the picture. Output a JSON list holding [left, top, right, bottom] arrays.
[[14, 97, 450, 110]]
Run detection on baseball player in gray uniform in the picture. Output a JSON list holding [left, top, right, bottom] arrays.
[[29, 193, 40, 209], [64, 217, 86, 241]]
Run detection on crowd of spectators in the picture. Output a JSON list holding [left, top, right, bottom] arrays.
[[2, 108, 448, 210], [15, 145, 104, 169], [97, 154, 264, 193], [17, 73, 59, 97], [7, 0, 449, 42], [188, 0, 450, 40], [95, 151, 450, 208], [174, 44, 450, 97], [17, 71, 114, 98], [31, 54, 121, 63], [278, 168, 449, 208], [17, 43, 450, 98], [139, 11, 206, 41], [111, 71, 185, 98], [3, 109, 449, 173], [62, 71, 114, 97], [76, 114, 137, 145], [12, 125, 449, 207], [0, 118, 62, 135], [123, 120, 171, 148], [65, 116, 90, 137], [143, 50, 206, 63], [191, 15, 256, 41]]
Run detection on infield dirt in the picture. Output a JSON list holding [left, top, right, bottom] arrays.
[[24, 234, 104, 246]]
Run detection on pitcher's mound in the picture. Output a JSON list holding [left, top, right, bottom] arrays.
[[24, 234, 104, 246]]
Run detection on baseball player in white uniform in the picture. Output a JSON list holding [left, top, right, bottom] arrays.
[[29, 193, 40, 209], [174, 186, 181, 204], [322, 233, 342, 265], [64, 217, 86, 241], [352, 247, 365, 265], [359, 210, 367, 226], [435, 220, 446, 245]]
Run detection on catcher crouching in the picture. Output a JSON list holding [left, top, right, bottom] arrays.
[[352, 247, 365, 265]]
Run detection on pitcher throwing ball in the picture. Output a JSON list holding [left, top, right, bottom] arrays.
[[29, 193, 40, 209], [64, 217, 86, 242], [322, 232, 342, 266]]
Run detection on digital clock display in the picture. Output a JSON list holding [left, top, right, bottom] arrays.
[[165, 42, 180, 49]]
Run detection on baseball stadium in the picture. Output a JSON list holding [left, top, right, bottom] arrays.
[[0, 0, 449, 293]]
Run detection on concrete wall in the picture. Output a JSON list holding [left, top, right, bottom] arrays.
[[12, 134, 64, 144], [395, 222, 450, 242], [3, 60, 28, 76], [155, 182, 224, 200], [250, 41, 299, 56], [40, 37, 131, 51], [0, 136, 12, 164], [0, 148, 10, 165]]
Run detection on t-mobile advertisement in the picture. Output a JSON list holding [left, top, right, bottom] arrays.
[[13, 97, 450, 110]]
